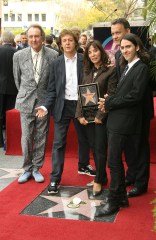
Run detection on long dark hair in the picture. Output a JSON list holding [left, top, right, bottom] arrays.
[[120, 33, 150, 66], [84, 40, 110, 75]]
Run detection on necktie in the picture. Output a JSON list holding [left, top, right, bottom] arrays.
[[119, 65, 129, 83]]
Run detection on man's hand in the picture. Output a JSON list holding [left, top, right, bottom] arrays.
[[94, 117, 102, 124], [98, 94, 108, 112], [78, 117, 88, 125], [35, 107, 47, 118]]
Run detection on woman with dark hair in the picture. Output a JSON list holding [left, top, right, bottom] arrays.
[[96, 33, 151, 216], [76, 40, 117, 196]]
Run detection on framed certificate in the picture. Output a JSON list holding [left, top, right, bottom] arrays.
[[78, 83, 100, 122]]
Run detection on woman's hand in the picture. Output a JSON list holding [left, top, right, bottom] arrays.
[[94, 117, 102, 124], [78, 117, 88, 125], [35, 107, 47, 118]]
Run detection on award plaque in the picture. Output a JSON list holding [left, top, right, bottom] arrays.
[[78, 83, 100, 122]]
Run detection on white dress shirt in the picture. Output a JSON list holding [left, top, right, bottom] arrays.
[[126, 58, 140, 75], [64, 53, 78, 100]]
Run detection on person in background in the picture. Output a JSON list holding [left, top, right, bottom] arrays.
[[79, 34, 87, 52], [35, 29, 95, 195], [18, 32, 29, 48], [13, 24, 58, 184], [14, 34, 22, 50], [76, 40, 117, 196], [45, 35, 60, 54], [0, 31, 17, 148], [96, 33, 151, 216], [70, 26, 84, 54]]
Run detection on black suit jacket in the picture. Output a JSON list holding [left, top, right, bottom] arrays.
[[115, 50, 154, 120], [45, 53, 83, 122], [0, 44, 17, 95], [105, 60, 149, 135]]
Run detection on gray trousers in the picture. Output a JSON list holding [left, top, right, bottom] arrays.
[[20, 112, 49, 172]]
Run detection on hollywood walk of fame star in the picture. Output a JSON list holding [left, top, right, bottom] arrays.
[[0, 168, 23, 179], [82, 88, 96, 105], [39, 189, 101, 220]]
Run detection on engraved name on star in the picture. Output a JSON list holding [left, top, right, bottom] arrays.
[[82, 88, 96, 105]]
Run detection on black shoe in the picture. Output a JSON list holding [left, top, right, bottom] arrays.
[[48, 182, 60, 194], [78, 165, 96, 176], [93, 189, 102, 197], [127, 187, 147, 198], [100, 197, 129, 208], [125, 179, 134, 187], [95, 202, 120, 217]]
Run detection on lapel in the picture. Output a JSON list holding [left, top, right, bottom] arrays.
[[77, 53, 83, 84], [22, 48, 37, 86], [38, 47, 49, 83], [117, 60, 141, 89], [93, 65, 107, 82], [58, 54, 66, 93]]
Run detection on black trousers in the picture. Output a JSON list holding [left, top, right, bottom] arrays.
[[85, 122, 107, 184], [107, 132, 138, 202], [0, 94, 16, 120], [124, 117, 150, 190], [50, 100, 90, 183], [0, 94, 16, 146]]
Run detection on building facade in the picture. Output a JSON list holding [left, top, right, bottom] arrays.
[[1, 0, 60, 35]]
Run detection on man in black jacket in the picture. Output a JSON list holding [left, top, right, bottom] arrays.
[[36, 29, 95, 194], [0, 31, 17, 148], [110, 18, 154, 198]]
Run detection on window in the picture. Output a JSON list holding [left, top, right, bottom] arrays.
[[28, 14, 32, 22], [41, 14, 46, 22], [34, 14, 39, 21], [4, 14, 8, 21], [11, 14, 15, 21], [17, 14, 22, 21]]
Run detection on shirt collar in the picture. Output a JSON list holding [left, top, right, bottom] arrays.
[[128, 58, 140, 69], [64, 53, 77, 62], [31, 47, 43, 58]]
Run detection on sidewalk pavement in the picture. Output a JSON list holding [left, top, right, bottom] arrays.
[[0, 148, 23, 191]]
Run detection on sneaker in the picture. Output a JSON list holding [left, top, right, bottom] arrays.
[[78, 165, 96, 176], [32, 171, 44, 183], [18, 171, 32, 183], [48, 182, 60, 194]]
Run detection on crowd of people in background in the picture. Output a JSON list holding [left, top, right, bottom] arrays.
[[0, 18, 156, 217]]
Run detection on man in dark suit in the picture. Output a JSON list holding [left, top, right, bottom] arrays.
[[36, 29, 94, 194], [0, 31, 17, 148], [13, 24, 58, 184], [95, 33, 150, 216], [111, 18, 154, 197]]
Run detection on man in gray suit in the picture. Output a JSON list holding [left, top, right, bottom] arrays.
[[13, 24, 58, 183]]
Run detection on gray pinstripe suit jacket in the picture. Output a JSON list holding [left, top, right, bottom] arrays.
[[13, 46, 58, 113]]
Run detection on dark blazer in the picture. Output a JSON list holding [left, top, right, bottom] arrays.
[[45, 53, 83, 122], [105, 60, 149, 135], [0, 44, 17, 95], [115, 50, 154, 120], [75, 66, 117, 121]]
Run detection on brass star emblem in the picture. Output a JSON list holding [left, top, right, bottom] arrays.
[[82, 88, 96, 105]]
